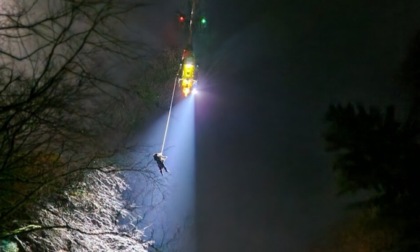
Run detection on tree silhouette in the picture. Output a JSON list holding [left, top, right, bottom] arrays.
[[325, 104, 419, 204], [0, 0, 158, 250], [324, 103, 420, 250]]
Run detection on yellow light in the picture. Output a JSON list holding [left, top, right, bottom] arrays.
[[183, 87, 191, 96], [182, 64, 195, 79]]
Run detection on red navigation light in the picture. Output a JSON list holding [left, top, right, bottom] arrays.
[[179, 15, 185, 23]]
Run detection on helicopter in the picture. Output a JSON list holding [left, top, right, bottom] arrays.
[[175, 0, 207, 97], [178, 45, 198, 97]]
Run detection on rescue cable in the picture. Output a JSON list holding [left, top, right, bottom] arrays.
[[159, 0, 197, 155], [160, 74, 178, 155]]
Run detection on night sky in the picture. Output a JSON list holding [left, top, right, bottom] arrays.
[[192, 0, 420, 251]]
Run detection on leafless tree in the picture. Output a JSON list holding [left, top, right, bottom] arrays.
[[3, 165, 152, 251], [0, 0, 161, 250]]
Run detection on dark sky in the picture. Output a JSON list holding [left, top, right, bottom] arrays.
[[193, 0, 420, 251]]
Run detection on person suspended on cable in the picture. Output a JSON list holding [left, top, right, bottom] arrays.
[[153, 153, 168, 175]]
